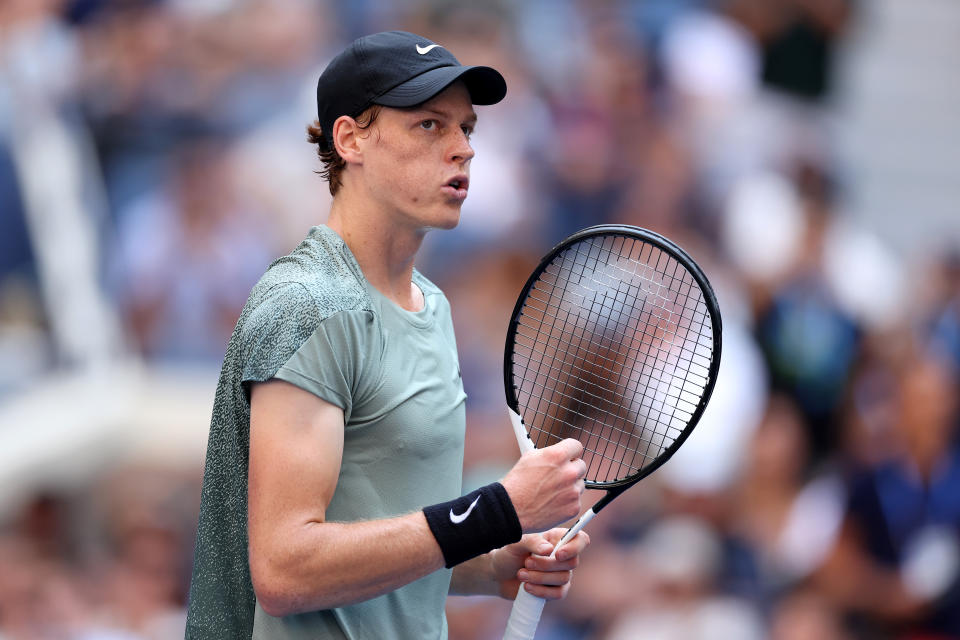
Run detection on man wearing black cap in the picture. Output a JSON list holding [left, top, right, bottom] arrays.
[[185, 31, 589, 639]]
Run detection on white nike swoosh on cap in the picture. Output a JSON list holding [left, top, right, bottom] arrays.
[[449, 495, 481, 524], [416, 44, 441, 55]]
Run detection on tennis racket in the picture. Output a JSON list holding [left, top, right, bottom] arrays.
[[501, 224, 722, 640]]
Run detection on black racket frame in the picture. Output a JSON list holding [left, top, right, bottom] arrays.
[[503, 224, 723, 506]]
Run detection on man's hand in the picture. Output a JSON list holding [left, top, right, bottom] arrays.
[[491, 529, 591, 600], [500, 438, 587, 532]]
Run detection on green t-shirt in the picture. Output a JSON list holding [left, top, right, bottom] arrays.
[[186, 226, 467, 639]]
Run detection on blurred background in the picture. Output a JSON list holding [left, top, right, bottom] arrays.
[[1, 0, 959, 638]]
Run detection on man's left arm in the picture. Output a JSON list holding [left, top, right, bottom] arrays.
[[449, 529, 590, 600]]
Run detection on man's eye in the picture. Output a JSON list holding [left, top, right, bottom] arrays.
[[420, 120, 437, 131], [461, 126, 473, 139]]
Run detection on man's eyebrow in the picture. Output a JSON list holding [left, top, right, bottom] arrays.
[[412, 106, 478, 124]]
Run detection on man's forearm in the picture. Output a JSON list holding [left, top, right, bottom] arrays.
[[251, 511, 445, 617]]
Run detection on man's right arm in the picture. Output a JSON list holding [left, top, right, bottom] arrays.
[[247, 379, 585, 617]]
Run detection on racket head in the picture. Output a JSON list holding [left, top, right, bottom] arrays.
[[504, 225, 722, 490]]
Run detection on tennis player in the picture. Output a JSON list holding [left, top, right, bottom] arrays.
[[185, 31, 589, 639]]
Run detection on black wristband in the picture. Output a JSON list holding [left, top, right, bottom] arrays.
[[423, 482, 523, 568]]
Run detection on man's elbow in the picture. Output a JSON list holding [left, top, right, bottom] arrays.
[[251, 562, 304, 618]]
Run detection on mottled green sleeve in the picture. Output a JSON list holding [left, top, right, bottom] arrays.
[[186, 283, 325, 639]]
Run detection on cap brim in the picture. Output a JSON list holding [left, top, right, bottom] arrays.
[[373, 65, 506, 108]]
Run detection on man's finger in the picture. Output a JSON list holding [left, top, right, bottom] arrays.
[[524, 555, 579, 572], [563, 437, 584, 459], [510, 533, 555, 557], [542, 529, 590, 551], [555, 531, 590, 561], [518, 568, 573, 587], [547, 438, 583, 460]]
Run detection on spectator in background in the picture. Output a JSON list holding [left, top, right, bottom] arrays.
[[0, 468, 201, 639], [530, 16, 654, 240], [658, 0, 762, 205], [96, 469, 194, 639], [112, 137, 274, 361], [819, 348, 960, 637], [752, 162, 861, 460], [745, 0, 854, 103], [726, 394, 845, 613], [77, 0, 327, 217], [76, 0, 185, 216], [605, 515, 765, 640]]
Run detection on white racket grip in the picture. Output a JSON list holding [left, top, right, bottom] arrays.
[[501, 508, 597, 640], [509, 408, 535, 454], [502, 584, 547, 640]]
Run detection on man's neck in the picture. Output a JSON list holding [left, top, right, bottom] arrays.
[[326, 196, 426, 312]]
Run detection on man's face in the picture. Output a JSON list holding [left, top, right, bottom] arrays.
[[358, 81, 477, 232]]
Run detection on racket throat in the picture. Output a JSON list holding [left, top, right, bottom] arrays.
[[508, 408, 536, 454], [553, 508, 597, 556], [556, 485, 626, 552], [592, 486, 625, 514]]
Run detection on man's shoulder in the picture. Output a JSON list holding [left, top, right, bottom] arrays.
[[228, 227, 376, 378], [247, 226, 372, 325]]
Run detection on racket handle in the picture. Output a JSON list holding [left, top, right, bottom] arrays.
[[501, 509, 597, 640], [503, 407, 544, 639], [502, 585, 547, 640]]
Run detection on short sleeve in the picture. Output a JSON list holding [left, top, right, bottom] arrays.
[[273, 310, 376, 423], [239, 283, 320, 390]]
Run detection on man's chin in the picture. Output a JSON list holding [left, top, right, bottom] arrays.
[[431, 209, 462, 231], [434, 218, 461, 231]]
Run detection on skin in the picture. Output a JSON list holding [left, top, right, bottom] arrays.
[[248, 82, 589, 617]]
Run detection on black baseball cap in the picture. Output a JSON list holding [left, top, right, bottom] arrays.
[[316, 31, 507, 151]]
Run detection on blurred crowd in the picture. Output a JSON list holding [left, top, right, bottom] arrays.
[[2, 0, 960, 638]]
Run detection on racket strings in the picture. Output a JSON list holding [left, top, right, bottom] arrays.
[[514, 317, 707, 439], [527, 240, 712, 365], [512, 235, 715, 484], [515, 294, 712, 381], [518, 313, 706, 479]]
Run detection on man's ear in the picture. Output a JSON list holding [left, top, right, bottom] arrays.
[[332, 115, 364, 164]]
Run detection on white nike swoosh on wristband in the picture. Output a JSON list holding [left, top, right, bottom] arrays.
[[416, 44, 441, 55], [449, 495, 481, 524]]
